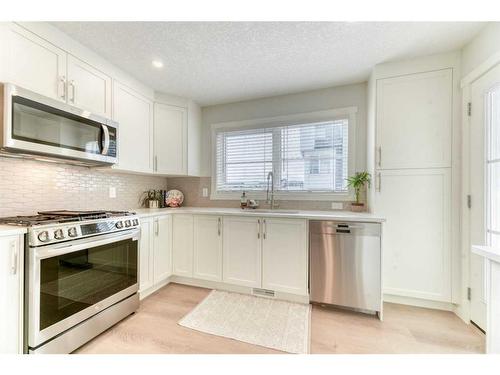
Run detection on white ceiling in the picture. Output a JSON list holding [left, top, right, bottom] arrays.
[[52, 22, 485, 106]]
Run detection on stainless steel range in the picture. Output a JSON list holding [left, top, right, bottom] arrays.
[[0, 210, 140, 354]]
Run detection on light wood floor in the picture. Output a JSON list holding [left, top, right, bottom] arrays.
[[76, 283, 485, 354]]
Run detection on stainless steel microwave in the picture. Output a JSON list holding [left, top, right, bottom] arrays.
[[0, 83, 118, 165]]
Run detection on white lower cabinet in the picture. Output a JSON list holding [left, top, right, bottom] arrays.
[[193, 215, 222, 282], [139, 215, 172, 296], [0, 234, 23, 354], [172, 215, 194, 277], [222, 216, 262, 288], [262, 218, 308, 295]]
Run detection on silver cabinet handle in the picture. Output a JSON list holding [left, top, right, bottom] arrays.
[[263, 219, 267, 239], [217, 217, 221, 236], [376, 172, 381, 192], [10, 241, 17, 275], [377, 146, 382, 167], [58, 76, 66, 99], [155, 219, 159, 236], [154, 156, 158, 172], [257, 219, 260, 239], [69, 80, 76, 103]]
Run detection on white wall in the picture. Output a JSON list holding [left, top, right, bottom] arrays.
[[200, 83, 367, 177], [462, 23, 500, 78]]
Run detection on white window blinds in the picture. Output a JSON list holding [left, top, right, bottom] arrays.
[[215, 119, 349, 193]]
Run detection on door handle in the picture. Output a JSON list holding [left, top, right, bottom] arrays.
[[154, 156, 158, 172], [69, 80, 76, 103], [10, 241, 17, 275], [58, 76, 66, 100], [257, 219, 261, 239], [263, 219, 267, 239], [155, 219, 159, 236], [101, 124, 110, 155], [217, 217, 221, 236]]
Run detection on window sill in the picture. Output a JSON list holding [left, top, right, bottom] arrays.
[[210, 191, 354, 202]]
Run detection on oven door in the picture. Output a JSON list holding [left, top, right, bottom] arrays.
[[28, 229, 139, 349], [2, 83, 117, 164]]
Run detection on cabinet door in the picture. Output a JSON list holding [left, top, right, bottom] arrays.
[[172, 215, 194, 277], [67, 55, 112, 117], [2, 23, 66, 101], [113, 81, 153, 173], [153, 215, 172, 283], [373, 168, 451, 302], [139, 218, 155, 293], [262, 218, 308, 295], [154, 103, 187, 175], [0, 235, 23, 354], [376, 69, 452, 169], [193, 215, 222, 282], [222, 216, 262, 288]]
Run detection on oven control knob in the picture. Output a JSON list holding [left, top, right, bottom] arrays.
[[37, 231, 50, 243], [68, 227, 78, 238], [133, 219, 139, 226], [124, 220, 131, 228], [54, 229, 65, 240], [116, 221, 123, 229]]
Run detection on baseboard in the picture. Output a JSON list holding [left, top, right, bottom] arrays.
[[383, 293, 455, 311], [139, 279, 171, 300]]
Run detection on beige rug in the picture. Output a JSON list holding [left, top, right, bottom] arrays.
[[178, 290, 311, 354]]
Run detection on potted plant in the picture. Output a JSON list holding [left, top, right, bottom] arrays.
[[346, 171, 371, 212]]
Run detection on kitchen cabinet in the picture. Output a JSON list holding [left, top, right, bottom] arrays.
[[172, 215, 194, 277], [193, 215, 223, 282], [0, 234, 23, 354], [154, 103, 187, 175], [66, 54, 112, 117], [153, 215, 173, 283], [139, 217, 155, 293], [222, 216, 262, 288], [373, 168, 451, 302], [262, 218, 308, 295], [113, 80, 154, 174], [1, 23, 66, 101], [376, 69, 452, 169]]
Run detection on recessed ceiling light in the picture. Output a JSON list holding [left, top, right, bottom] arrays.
[[152, 59, 164, 69]]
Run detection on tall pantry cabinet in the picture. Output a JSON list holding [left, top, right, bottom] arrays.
[[369, 53, 460, 306]]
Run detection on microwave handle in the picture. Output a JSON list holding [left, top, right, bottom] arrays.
[[101, 124, 110, 155]]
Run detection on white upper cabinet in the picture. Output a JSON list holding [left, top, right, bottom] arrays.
[[262, 218, 308, 295], [193, 215, 223, 282], [113, 81, 153, 173], [154, 103, 187, 175], [374, 168, 452, 302], [0, 235, 23, 354], [172, 215, 194, 277], [153, 215, 172, 283], [2, 23, 67, 101], [376, 69, 452, 169], [66, 55, 112, 117], [222, 216, 262, 288]]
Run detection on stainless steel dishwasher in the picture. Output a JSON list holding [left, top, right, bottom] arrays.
[[309, 220, 382, 317]]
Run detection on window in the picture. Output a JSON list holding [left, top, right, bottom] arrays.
[[212, 108, 355, 199]]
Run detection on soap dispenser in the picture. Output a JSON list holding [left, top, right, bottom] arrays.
[[240, 191, 248, 209]]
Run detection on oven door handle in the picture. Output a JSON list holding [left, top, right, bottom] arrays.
[[33, 229, 140, 259]]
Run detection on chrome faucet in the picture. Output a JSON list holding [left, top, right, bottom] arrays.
[[266, 171, 279, 209]]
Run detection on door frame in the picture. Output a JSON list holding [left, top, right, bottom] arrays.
[[459, 55, 500, 324]]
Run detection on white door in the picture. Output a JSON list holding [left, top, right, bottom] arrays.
[[2, 23, 67, 101], [154, 103, 187, 175], [66, 55, 112, 117], [0, 235, 22, 354], [376, 69, 452, 169], [113, 81, 153, 173], [193, 215, 223, 281], [172, 215, 194, 277], [374, 168, 452, 302], [262, 218, 308, 295], [469, 63, 500, 330], [223, 216, 262, 288], [153, 215, 172, 283], [139, 217, 154, 293]]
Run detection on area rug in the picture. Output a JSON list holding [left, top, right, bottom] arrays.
[[178, 290, 311, 354]]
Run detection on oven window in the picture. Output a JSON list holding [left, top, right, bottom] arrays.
[[39, 238, 137, 330]]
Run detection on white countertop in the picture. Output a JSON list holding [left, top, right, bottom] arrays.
[[132, 206, 385, 223], [0, 225, 27, 236], [472, 245, 500, 264]]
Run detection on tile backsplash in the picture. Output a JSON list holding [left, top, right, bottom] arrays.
[[0, 157, 167, 217], [167, 176, 351, 211]]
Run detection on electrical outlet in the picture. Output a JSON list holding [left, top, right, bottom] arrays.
[[331, 202, 343, 210], [202, 187, 209, 197], [109, 186, 116, 199]]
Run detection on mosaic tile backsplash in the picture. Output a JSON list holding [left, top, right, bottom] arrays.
[[0, 157, 167, 217]]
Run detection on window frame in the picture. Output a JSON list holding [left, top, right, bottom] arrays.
[[210, 107, 357, 201]]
